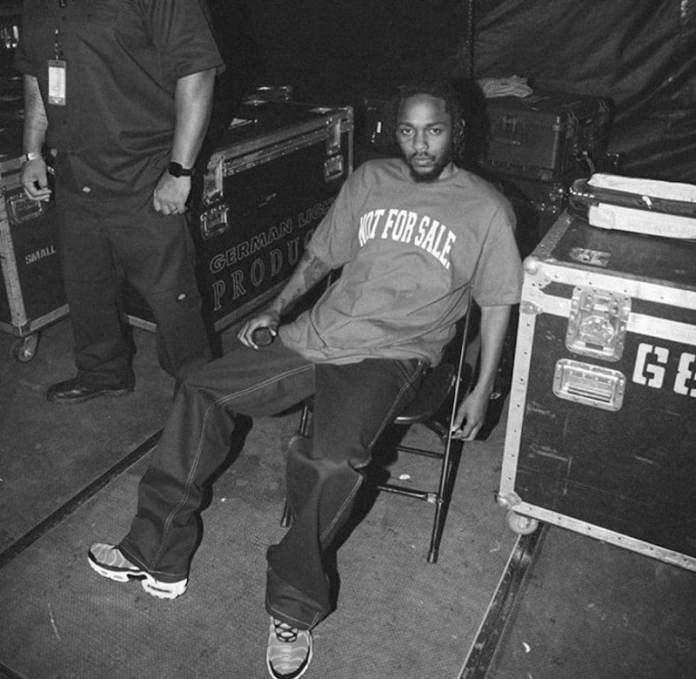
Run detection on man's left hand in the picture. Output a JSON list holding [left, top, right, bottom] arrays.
[[450, 390, 489, 441], [153, 172, 191, 215]]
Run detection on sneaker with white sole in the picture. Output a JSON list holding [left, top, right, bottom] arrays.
[[266, 617, 313, 679], [87, 543, 187, 600]]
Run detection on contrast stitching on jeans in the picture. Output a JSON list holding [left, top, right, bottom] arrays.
[[319, 473, 363, 542], [395, 358, 428, 387], [215, 363, 314, 409], [152, 362, 314, 570]]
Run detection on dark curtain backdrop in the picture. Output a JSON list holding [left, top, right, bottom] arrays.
[[210, 0, 696, 181], [464, 0, 696, 180], [210, 0, 468, 102]]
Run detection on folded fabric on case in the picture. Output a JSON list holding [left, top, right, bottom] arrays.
[[570, 174, 696, 239], [588, 174, 696, 205]]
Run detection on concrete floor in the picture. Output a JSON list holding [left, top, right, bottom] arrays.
[[0, 319, 694, 679], [0, 319, 517, 678]]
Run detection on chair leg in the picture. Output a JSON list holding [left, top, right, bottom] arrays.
[[427, 440, 462, 563], [427, 498, 445, 563], [280, 500, 293, 528], [298, 401, 313, 437]]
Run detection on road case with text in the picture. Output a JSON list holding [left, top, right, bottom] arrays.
[[0, 154, 68, 361], [125, 100, 353, 333], [498, 210, 696, 571]]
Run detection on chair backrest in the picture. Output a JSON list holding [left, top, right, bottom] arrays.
[[445, 310, 474, 431]]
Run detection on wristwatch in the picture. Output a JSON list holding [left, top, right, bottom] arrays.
[[22, 151, 41, 163], [167, 161, 194, 177]]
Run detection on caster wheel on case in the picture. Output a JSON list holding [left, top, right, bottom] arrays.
[[506, 510, 539, 535], [11, 333, 40, 363]]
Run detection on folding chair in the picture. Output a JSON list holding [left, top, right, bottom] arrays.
[[281, 312, 473, 564]]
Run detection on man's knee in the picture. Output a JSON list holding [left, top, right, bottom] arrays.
[[287, 435, 363, 492], [174, 355, 232, 403], [287, 435, 345, 473], [289, 426, 370, 468]]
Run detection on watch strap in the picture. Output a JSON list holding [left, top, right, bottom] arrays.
[[167, 161, 194, 177]]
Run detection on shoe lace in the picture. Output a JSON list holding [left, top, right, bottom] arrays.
[[273, 619, 299, 643]]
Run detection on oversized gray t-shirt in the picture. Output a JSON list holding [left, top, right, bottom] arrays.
[[279, 158, 522, 366]]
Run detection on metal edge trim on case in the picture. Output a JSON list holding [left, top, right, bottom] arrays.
[[534, 257, 696, 305], [525, 279, 696, 345], [223, 129, 332, 176], [124, 314, 156, 333], [499, 279, 538, 498], [0, 192, 29, 329], [504, 501, 696, 572], [25, 305, 69, 334], [215, 109, 353, 167], [0, 320, 17, 335], [221, 118, 354, 176], [527, 210, 572, 260]]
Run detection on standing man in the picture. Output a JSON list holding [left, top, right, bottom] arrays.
[[15, 1, 224, 403], [87, 79, 523, 678]]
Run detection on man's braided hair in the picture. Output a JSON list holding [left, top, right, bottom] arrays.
[[392, 77, 486, 169]]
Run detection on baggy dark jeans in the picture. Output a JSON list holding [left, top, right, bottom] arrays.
[[118, 339, 426, 628], [55, 183, 210, 386]]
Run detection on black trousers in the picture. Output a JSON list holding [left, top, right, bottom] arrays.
[[119, 340, 426, 628], [55, 187, 210, 387]]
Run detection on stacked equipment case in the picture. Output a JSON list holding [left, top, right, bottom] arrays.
[[0, 148, 68, 362], [477, 89, 615, 429], [481, 90, 613, 255], [0, 6, 68, 362], [125, 100, 353, 333], [498, 209, 696, 571], [482, 90, 612, 181]]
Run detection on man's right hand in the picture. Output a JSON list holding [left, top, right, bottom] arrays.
[[238, 309, 281, 349], [21, 157, 52, 202]]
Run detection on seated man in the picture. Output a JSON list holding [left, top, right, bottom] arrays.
[[87, 78, 522, 679]]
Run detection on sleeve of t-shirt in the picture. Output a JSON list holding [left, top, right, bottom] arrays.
[[13, 1, 40, 76], [146, 0, 225, 78], [13, 39, 34, 76], [472, 203, 523, 307], [305, 166, 365, 269]]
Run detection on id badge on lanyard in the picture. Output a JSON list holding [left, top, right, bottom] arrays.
[[48, 59, 67, 106]]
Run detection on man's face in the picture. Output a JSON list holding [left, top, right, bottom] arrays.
[[396, 94, 454, 182]]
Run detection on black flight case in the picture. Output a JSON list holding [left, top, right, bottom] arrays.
[[0, 111, 68, 363], [498, 209, 696, 572], [124, 99, 354, 334]]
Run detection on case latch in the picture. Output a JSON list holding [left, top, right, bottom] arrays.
[[6, 191, 44, 224], [200, 204, 229, 239], [326, 116, 342, 155], [323, 154, 344, 183], [202, 156, 224, 206], [566, 286, 630, 361], [553, 359, 626, 411]]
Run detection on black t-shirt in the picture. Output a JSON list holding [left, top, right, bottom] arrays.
[[15, 0, 224, 197]]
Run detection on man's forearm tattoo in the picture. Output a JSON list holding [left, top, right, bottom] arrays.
[[301, 252, 330, 288], [273, 251, 330, 313]]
